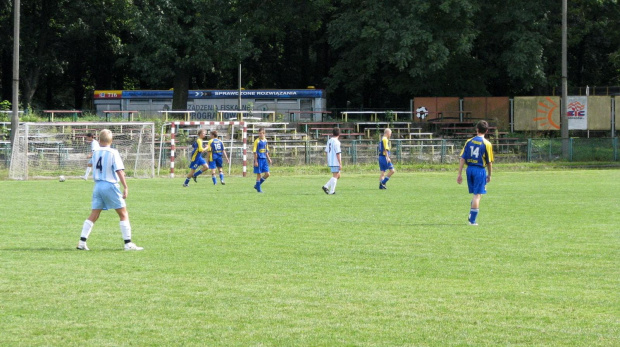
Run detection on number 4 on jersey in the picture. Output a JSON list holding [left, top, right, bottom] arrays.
[[96, 157, 103, 171]]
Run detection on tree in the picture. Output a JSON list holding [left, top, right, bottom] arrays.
[[326, 0, 479, 107], [128, 0, 253, 110]]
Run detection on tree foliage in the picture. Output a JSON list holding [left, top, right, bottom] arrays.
[[0, 0, 618, 110]]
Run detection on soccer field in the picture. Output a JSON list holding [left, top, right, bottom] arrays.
[[1, 170, 618, 346]]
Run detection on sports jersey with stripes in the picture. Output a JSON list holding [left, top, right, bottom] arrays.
[[207, 138, 225, 161], [89, 147, 125, 183], [325, 137, 341, 167], [253, 138, 269, 158], [378, 136, 390, 157], [460, 136, 494, 167], [191, 138, 206, 161]]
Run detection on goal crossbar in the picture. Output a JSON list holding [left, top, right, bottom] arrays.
[[217, 110, 276, 122]]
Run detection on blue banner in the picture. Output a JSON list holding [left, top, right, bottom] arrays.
[[121, 89, 324, 99]]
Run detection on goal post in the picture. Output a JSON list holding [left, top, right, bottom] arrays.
[[8, 122, 155, 180], [165, 121, 247, 178]]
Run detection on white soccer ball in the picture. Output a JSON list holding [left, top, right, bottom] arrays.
[[59, 175, 66, 182]]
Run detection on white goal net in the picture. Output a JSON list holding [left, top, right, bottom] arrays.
[[9, 122, 155, 180]]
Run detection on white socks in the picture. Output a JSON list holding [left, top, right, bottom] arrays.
[[84, 167, 92, 178], [324, 177, 338, 194], [80, 220, 94, 240], [120, 220, 131, 241]]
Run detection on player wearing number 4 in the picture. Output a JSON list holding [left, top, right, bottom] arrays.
[[322, 127, 341, 195], [206, 130, 229, 185], [457, 120, 494, 226], [253, 128, 272, 193], [183, 129, 209, 187], [76, 129, 143, 251]]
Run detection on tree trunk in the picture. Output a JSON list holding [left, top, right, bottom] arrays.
[[172, 67, 190, 110], [22, 67, 40, 108]]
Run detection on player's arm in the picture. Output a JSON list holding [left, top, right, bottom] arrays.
[[223, 144, 230, 163], [484, 140, 494, 183], [252, 139, 259, 166], [457, 158, 465, 184], [486, 162, 493, 183], [117, 169, 128, 199], [198, 139, 208, 153], [383, 138, 391, 162], [337, 152, 342, 170]]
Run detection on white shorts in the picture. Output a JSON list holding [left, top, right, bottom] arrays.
[[92, 181, 126, 210]]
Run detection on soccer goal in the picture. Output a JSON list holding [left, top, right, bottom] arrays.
[[162, 121, 248, 178], [8, 122, 155, 180]]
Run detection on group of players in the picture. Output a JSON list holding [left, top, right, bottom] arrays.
[[76, 120, 493, 251], [322, 120, 494, 226]]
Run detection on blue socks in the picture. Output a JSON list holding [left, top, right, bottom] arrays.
[[469, 209, 479, 224], [184, 178, 190, 185], [220, 173, 224, 182], [193, 170, 203, 178], [381, 177, 390, 185], [212, 176, 217, 185]]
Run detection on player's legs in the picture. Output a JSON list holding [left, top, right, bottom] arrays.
[[378, 157, 392, 189], [113, 207, 142, 250], [193, 162, 208, 182], [184, 168, 196, 186], [77, 209, 102, 250], [323, 168, 339, 194], [381, 163, 395, 187], [329, 170, 340, 194], [260, 160, 270, 183], [211, 168, 217, 184], [217, 159, 225, 184], [466, 166, 486, 225]]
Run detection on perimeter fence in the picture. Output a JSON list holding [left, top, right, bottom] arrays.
[[2, 137, 618, 178], [156, 138, 620, 175]]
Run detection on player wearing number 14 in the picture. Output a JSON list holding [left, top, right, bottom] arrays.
[[457, 120, 494, 226]]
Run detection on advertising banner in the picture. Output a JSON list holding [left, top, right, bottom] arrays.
[[567, 96, 587, 130]]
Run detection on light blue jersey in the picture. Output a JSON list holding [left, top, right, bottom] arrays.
[[90, 147, 124, 183]]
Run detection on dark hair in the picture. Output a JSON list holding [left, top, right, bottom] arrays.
[[211, 130, 218, 138], [332, 127, 340, 136], [86, 133, 94, 138], [476, 120, 489, 134]]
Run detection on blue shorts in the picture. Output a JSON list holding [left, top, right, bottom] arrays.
[[209, 157, 224, 169], [466, 165, 487, 195], [253, 159, 269, 174], [330, 166, 340, 173], [190, 156, 207, 170], [378, 156, 394, 172], [92, 181, 126, 210]]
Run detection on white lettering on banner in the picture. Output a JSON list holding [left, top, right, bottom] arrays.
[[213, 91, 299, 97]]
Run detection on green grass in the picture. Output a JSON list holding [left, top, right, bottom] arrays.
[[1, 170, 619, 346]]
